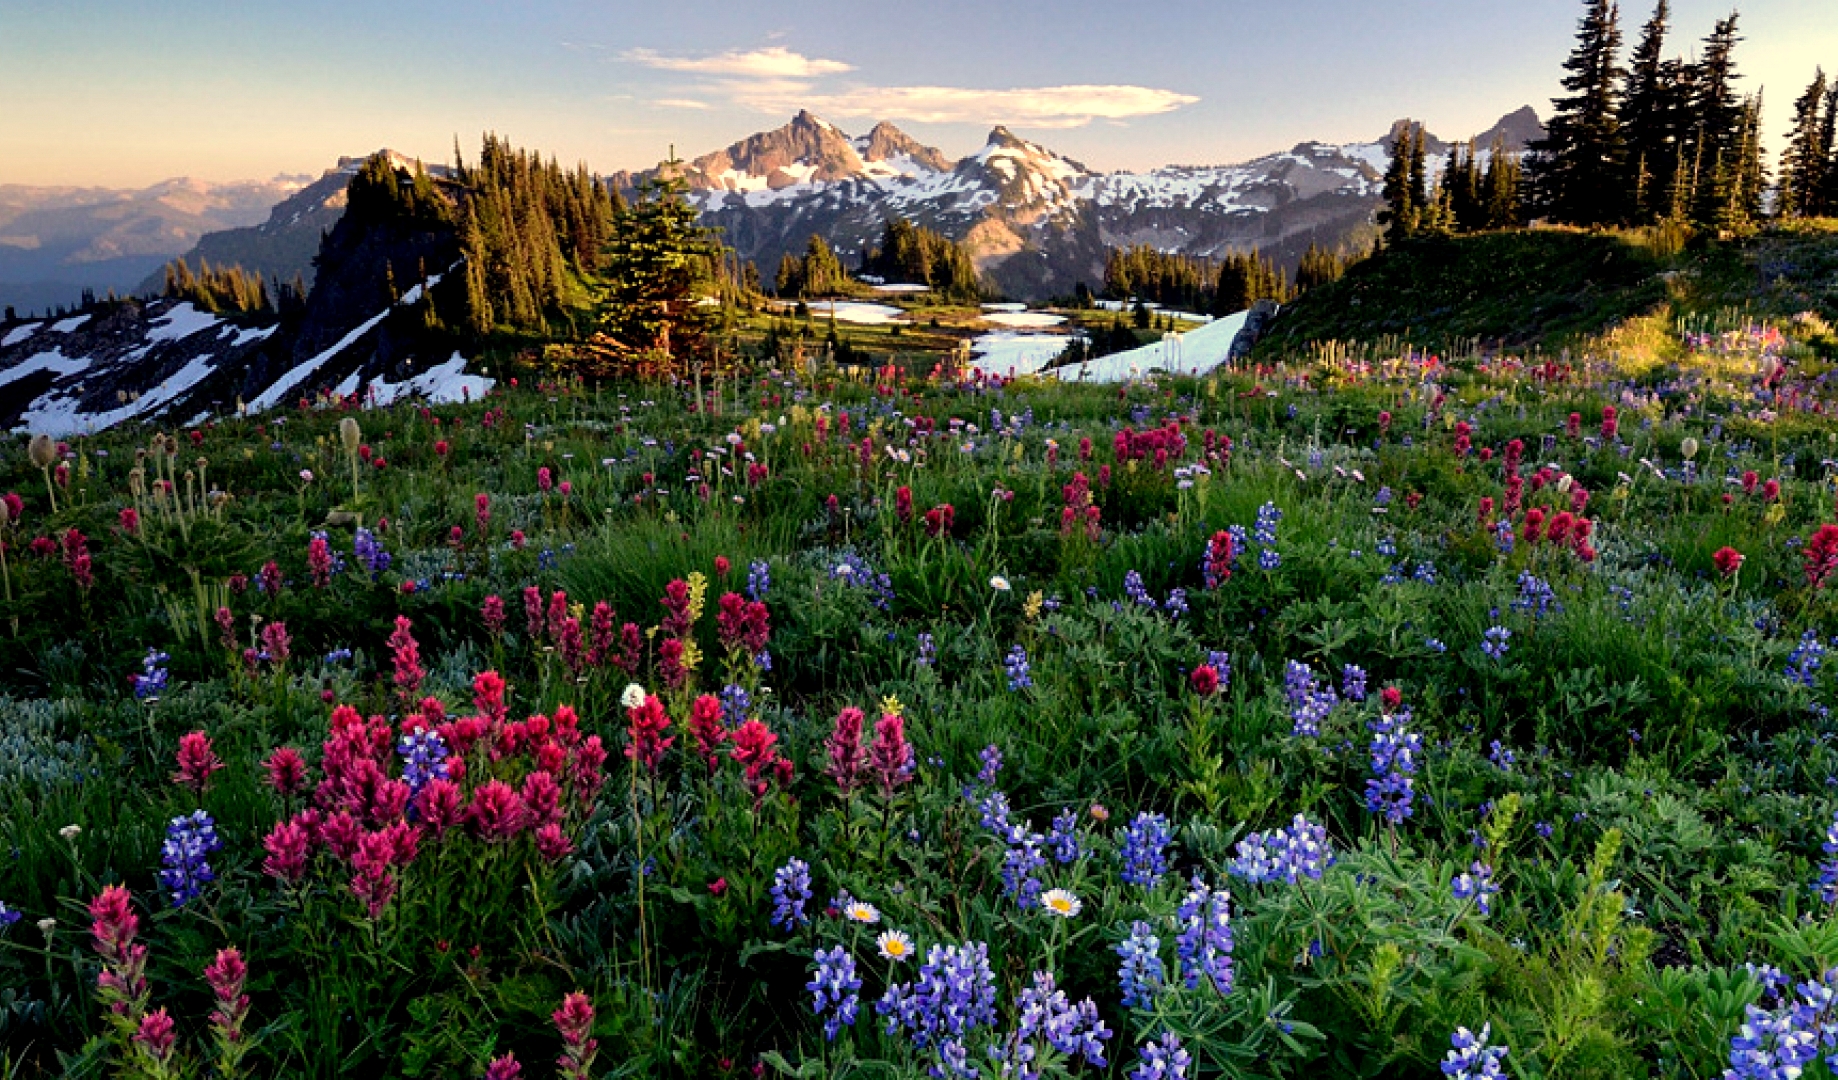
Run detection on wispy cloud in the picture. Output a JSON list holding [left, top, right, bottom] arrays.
[[623, 44, 1197, 130], [622, 46, 854, 78], [765, 84, 1200, 128]]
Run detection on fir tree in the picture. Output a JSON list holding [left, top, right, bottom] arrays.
[[1620, 0, 1678, 220], [1780, 68, 1830, 218], [1378, 123, 1421, 244], [581, 157, 721, 376], [1527, 0, 1628, 225], [1482, 136, 1526, 228]]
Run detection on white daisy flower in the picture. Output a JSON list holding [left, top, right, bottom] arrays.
[[876, 930, 914, 962], [990, 576, 1011, 592], [620, 684, 647, 710], [1040, 889, 1082, 918], [844, 901, 881, 925]]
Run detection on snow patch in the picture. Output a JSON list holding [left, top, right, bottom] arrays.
[[246, 304, 391, 411], [362, 353, 493, 406], [968, 332, 1078, 377], [49, 315, 91, 333], [871, 283, 930, 294], [2, 323, 41, 347], [1054, 309, 1254, 383], [983, 312, 1065, 329], [146, 302, 222, 343], [774, 300, 908, 325]]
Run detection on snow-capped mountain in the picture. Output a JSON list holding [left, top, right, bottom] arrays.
[[638, 107, 1540, 298]]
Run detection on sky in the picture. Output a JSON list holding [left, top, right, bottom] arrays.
[[1, 0, 1832, 188]]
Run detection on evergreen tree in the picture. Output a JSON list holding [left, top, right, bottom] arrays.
[[1482, 136, 1526, 227], [1823, 84, 1838, 212], [1378, 123, 1421, 244], [579, 158, 721, 377], [1527, 0, 1628, 225], [1781, 68, 1830, 218], [1620, 0, 1677, 220]]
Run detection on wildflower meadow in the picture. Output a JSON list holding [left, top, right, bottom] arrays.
[[8, 313, 1838, 1078]]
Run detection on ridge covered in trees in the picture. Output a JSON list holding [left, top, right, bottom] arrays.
[[1382, 1, 1836, 233]]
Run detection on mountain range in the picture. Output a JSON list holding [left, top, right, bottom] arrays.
[[0, 108, 1542, 314], [615, 106, 1544, 298]]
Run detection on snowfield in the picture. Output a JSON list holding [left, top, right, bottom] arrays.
[[1054, 309, 1254, 383], [968, 332, 1078, 378]]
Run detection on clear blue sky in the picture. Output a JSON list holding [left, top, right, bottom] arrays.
[[1, 0, 1831, 187]]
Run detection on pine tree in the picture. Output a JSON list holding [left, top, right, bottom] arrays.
[[1822, 84, 1838, 213], [580, 157, 722, 376], [1528, 0, 1628, 225], [1378, 123, 1421, 244], [1482, 136, 1526, 227], [1620, 0, 1676, 220], [1781, 68, 1830, 218]]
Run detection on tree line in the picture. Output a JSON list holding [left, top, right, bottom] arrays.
[[773, 219, 982, 303], [1097, 242, 1360, 315], [1520, 1, 1838, 228]]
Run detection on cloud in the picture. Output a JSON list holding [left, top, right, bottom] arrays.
[[622, 44, 1197, 129], [776, 84, 1200, 128], [622, 46, 854, 78]]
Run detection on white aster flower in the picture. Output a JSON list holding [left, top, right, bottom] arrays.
[[876, 929, 914, 962]]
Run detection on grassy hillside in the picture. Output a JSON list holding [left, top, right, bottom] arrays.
[[1255, 229, 1670, 359], [1254, 222, 1838, 367]]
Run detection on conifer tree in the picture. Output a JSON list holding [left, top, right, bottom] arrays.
[[1822, 84, 1838, 212], [1620, 0, 1678, 220], [586, 158, 721, 372], [1781, 68, 1830, 218], [1527, 0, 1628, 225], [1378, 123, 1421, 244], [1482, 136, 1526, 228]]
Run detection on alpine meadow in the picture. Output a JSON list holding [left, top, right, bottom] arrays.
[[6, 1, 1838, 1078]]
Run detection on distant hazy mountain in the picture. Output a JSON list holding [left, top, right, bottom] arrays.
[[618, 107, 1543, 298], [135, 151, 449, 299], [0, 176, 306, 316]]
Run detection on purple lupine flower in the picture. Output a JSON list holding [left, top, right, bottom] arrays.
[[1453, 862, 1500, 915], [809, 945, 861, 1041], [1174, 874, 1234, 994], [1285, 660, 1338, 738], [1004, 645, 1033, 691], [878, 941, 998, 1052], [770, 858, 811, 931], [1365, 707, 1422, 825], [1001, 831, 1048, 909], [1009, 971, 1111, 1068], [1116, 921, 1165, 1008], [746, 559, 771, 601], [1341, 664, 1368, 702], [1048, 808, 1082, 864], [916, 632, 937, 668], [1442, 1023, 1509, 1079], [396, 728, 450, 800], [1230, 814, 1334, 885], [977, 745, 1003, 786], [1129, 1030, 1191, 1080], [1818, 809, 1838, 905], [1124, 570, 1155, 607], [159, 810, 221, 908], [1120, 812, 1172, 888]]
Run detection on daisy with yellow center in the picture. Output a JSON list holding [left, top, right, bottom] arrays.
[[844, 901, 881, 925], [1041, 889, 1082, 918], [876, 930, 914, 962]]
